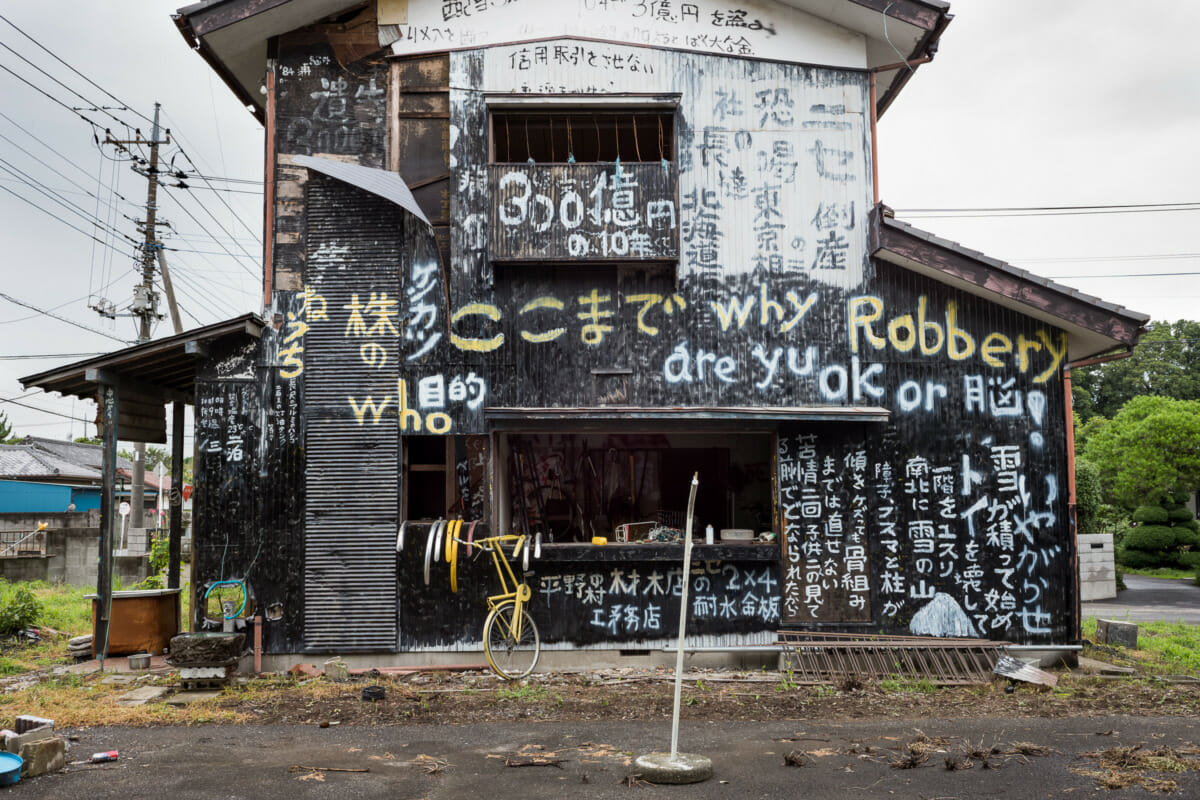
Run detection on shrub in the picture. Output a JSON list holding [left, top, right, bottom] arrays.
[[1132, 505, 1170, 524], [1175, 550, 1200, 570], [1116, 547, 1160, 569], [0, 581, 42, 636], [1124, 525, 1177, 552], [1176, 527, 1200, 548], [1167, 506, 1196, 523]]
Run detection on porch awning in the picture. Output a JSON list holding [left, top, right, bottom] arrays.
[[293, 155, 431, 226]]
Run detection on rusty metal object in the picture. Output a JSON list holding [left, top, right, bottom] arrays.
[[776, 631, 1008, 686]]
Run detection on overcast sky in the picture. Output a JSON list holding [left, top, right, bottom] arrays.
[[1, 0, 1197, 442]]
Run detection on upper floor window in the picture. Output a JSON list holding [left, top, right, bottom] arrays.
[[491, 110, 674, 164]]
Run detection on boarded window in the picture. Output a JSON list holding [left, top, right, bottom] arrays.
[[492, 111, 674, 164]]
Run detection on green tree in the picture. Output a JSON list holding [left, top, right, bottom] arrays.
[[1084, 396, 1200, 508], [0, 410, 14, 443], [74, 436, 101, 445], [1073, 320, 1200, 421], [117, 446, 171, 472]]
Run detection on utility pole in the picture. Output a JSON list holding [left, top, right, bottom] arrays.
[[105, 102, 179, 529]]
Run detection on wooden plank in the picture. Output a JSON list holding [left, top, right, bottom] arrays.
[[489, 163, 678, 261]]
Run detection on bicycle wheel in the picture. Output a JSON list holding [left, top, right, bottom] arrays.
[[482, 601, 540, 680]]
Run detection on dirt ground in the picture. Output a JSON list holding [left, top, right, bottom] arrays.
[[215, 665, 1200, 728]]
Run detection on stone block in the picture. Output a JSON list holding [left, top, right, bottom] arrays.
[[19, 736, 66, 777], [14, 716, 53, 734], [5, 725, 52, 754], [1095, 618, 1138, 648]]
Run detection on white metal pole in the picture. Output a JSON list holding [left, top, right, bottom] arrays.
[[669, 472, 699, 761]]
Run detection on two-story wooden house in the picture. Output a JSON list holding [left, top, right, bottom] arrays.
[[32, 0, 1146, 666]]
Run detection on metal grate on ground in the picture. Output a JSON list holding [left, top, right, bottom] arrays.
[[775, 630, 1009, 686]]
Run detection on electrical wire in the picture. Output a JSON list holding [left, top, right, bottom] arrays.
[[0, 12, 155, 126], [0, 291, 132, 343], [0, 40, 141, 131], [0, 182, 134, 254], [0, 396, 94, 423], [0, 154, 134, 242], [157, 185, 260, 278], [0, 353, 105, 360]]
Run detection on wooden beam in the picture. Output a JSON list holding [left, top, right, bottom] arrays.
[[86, 367, 189, 405], [169, 402, 185, 599], [96, 382, 118, 664]]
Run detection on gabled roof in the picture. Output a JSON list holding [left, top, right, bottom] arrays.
[[20, 313, 265, 403], [174, 0, 951, 122], [871, 207, 1150, 362], [0, 444, 102, 481]]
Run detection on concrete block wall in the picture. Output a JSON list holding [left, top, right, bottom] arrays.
[[0, 527, 148, 589], [1079, 533, 1117, 601]]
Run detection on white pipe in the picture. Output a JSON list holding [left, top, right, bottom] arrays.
[[669, 473, 699, 761]]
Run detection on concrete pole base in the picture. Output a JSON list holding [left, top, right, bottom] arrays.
[[634, 752, 714, 784]]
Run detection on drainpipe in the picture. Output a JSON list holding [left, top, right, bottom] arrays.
[[1062, 347, 1135, 641], [868, 57, 933, 206], [262, 60, 277, 309]]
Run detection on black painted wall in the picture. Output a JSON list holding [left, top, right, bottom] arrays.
[[190, 30, 1080, 653]]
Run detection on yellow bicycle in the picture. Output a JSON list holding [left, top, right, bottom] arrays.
[[465, 533, 540, 679], [402, 521, 541, 679]]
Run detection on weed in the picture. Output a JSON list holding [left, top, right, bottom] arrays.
[[777, 668, 799, 692], [694, 679, 707, 691], [0, 582, 41, 636], [880, 678, 938, 694], [810, 684, 836, 698], [497, 682, 548, 702]]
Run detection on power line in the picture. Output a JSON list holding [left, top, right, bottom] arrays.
[[0, 110, 120, 190], [1015, 253, 1200, 264], [0, 40, 140, 131], [0, 353, 105, 360], [158, 185, 260, 278], [0, 154, 134, 243], [897, 204, 1200, 219], [0, 181, 134, 254], [897, 201, 1200, 213], [0, 58, 111, 134], [0, 395, 94, 423], [1045, 271, 1200, 280], [0, 291, 132, 344], [0, 12, 155, 126]]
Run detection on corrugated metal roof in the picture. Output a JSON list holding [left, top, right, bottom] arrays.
[[20, 313, 265, 401], [293, 155, 432, 226], [19, 436, 133, 473], [0, 445, 101, 481], [879, 214, 1150, 326]]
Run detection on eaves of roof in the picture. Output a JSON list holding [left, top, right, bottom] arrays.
[[871, 206, 1150, 362]]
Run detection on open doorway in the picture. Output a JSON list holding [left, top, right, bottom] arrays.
[[498, 431, 774, 543]]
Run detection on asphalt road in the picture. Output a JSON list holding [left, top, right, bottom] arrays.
[[1082, 574, 1200, 624], [8, 716, 1198, 799]]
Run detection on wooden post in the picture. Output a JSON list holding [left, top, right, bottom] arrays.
[[97, 382, 119, 665], [169, 401, 185, 593]]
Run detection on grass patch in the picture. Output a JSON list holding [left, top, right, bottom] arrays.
[[496, 682, 548, 702], [880, 677, 938, 694], [0, 674, 245, 728], [31, 582, 93, 635], [1083, 617, 1200, 675], [1120, 566, 1196, 581]]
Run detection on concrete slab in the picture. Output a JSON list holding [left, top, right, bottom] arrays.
[[1076, 656, 1135, 676], [116, 686, 170, 707], [164, 690, 221, 706], [100, 675, 136, 686]]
